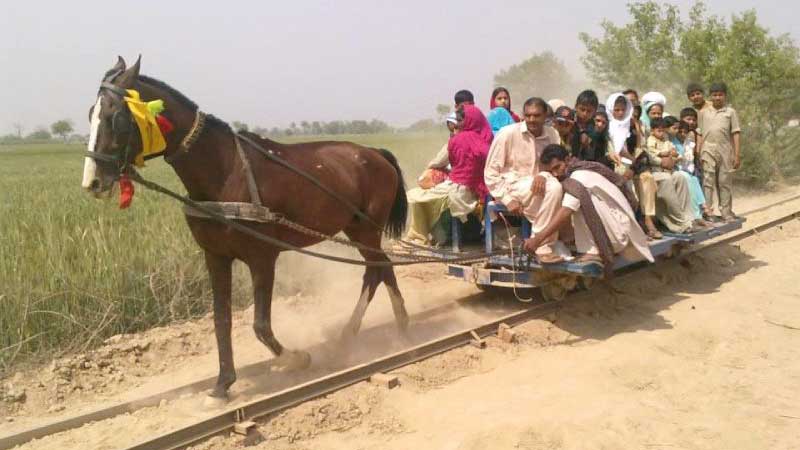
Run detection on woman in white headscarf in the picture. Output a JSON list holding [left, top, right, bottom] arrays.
[[606, 93, 633, 157], [607, 93, 661, 239], [640, 91, 667, 137]]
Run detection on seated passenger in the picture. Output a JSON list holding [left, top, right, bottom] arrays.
[[570, 90, 599, 159], [405, 105, 491, 246], [552, 106, 575, 153], [606, 93, 635, 168], [646, 118, 707, 233], [522, 144, 654, 274], [577, 110, 615, 169], [484, 97, 565, 261], [417, 113, 457, 189], [666, 117, 711, 219], [625, 102, 662, 239], [606, 93, 650, 231], [487, 87, 520, 134], [640, 92, 666, 137], [454, 89, 494, 144]]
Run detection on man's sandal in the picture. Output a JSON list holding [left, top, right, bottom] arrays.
[[537, 253, 566, 264]]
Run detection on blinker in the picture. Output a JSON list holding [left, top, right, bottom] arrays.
[[112, 110, 132, 134]]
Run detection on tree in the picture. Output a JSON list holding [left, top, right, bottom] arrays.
[[27, 127, 51, 141], [405, 118, 438, 132], [579, 1, 800, 184], [12, 123, 24, 138], [579, 2, 683, 97], [493, 51, 575, 105], [51, 120, 74, 141], [435, 104, 450, 122], [251, 126, 269, 137], [231, 121, 249, 132]]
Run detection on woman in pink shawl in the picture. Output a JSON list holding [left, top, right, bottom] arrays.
[[402, 105, 490, 245], [448, 104, 491, 200]]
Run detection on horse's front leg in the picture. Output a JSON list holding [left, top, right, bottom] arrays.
[[250, 254, 311, 372], [204, 251, 236, 400]]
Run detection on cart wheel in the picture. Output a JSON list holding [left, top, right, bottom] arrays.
[[540, 282, 567, 302]]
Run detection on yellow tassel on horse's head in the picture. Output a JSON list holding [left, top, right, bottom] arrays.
[[123, 90, 167, 167]]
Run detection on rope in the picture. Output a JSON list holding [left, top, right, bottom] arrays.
[[498, 212, 534, 303]]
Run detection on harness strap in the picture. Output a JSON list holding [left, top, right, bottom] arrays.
[[84, 151, 121, 164], [100, 81, 129, 98], [235, 132, 380, 228], [233, 135, 263, 207], [182, 201, 277, 223]]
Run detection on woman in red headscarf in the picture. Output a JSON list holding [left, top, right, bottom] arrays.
[[448, 104, 491, 200], [403, 104, 491, 246]]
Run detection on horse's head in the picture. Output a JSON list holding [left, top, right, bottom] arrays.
[[82, 56, 143, 197]]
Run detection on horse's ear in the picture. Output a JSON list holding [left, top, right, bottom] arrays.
[[117, 55, 141, 88], [112, 56, 126, 73]]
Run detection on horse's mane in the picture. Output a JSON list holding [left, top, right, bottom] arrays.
[[138, 74, 230, 132]]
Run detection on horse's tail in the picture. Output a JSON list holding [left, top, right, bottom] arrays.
[[376, 148, 407, 239]]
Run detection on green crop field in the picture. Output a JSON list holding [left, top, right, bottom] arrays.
[[0, 133, 447, 370]]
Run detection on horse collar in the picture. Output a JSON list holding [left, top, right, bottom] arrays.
[[181, 110, 206, 151], [166, 110, 206, 165]]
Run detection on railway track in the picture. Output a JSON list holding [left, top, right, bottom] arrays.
[[3, 195, 799, 450]]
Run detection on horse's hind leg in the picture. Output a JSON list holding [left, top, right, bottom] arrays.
[[249, 254, 310, 371], [343, 228, 410, 337], [381, 266, 410, 332], [204, 252, 236, 400], [343, 266, 382, 337]]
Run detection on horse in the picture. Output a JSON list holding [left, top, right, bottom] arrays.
[[81, 56, 410, 401]]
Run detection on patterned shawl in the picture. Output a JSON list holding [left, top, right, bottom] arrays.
[[562, 160, 639, 278]]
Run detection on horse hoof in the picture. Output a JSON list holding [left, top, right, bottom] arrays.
[[203, 394, 228, 409], [270, 350, 311, 372]]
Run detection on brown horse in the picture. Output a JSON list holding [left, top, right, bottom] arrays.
[[81, 56, 410, 400]]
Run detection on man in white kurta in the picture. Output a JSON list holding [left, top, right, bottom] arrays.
[[563, 170, 654, 263], [484, 98, 563, 257], [523, 145, 654, 265]]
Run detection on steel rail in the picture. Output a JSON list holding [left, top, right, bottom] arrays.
[[0, 300, 468, 449], [3, 197, 799, 450], [122, 301, 562, 450]]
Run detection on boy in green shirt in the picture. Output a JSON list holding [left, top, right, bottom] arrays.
[[698, 82, 742, 222]]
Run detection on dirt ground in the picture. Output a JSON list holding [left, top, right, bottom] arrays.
[[2, 188, 800, 450]]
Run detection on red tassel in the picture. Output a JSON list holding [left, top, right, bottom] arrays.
[[156, 115, 174, 135], [119, 174, 135, 209]]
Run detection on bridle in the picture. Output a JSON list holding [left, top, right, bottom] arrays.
[[83, 70, 138, 175]]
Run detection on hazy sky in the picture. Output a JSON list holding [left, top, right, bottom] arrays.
[[1, 1, 797, 134]]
